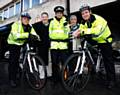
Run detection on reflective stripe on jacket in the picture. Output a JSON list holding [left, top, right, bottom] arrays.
[[7, 21, 38, 45], [49, 17, 70, 49], [80, 14, 112, 43]]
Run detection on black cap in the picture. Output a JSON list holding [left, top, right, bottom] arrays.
[[21, 12, 31, 19], [54, 6, 64, 12]]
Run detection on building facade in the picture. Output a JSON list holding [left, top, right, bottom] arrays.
[[0, 0, 117, 26]]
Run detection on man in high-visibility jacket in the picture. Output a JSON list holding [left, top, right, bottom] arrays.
[[49, 6, 70, 85], [73, 4, 116, 89], [7, 12, 39, 87]]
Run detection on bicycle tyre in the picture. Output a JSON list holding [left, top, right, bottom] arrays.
[[25, 55, 47, 90], [62, 53, 91, 94]]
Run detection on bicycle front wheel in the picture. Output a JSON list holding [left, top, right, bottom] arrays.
[[62, 53, 91, 93], [26, 55, 46, 90]]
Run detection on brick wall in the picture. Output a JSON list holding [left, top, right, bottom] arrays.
[[0, 0, 13, 8], [0, 0, 66, 25], [0, 0, 117, 25]]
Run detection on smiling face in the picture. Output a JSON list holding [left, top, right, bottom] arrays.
[[41, 13, 49, 24], [55, 11, 63, 19], [21, 17, 30, 25], [81, 9, 91, 21], [70, 15, 77, 26]]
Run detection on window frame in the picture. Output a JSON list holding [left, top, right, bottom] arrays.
[[0, 11, 3, 21], [9, 5, 14, 17], [3, 8, 9, 20], [32, 0, 40, 7], [15, 1, 21, 15], [23, 0, 30, 11]]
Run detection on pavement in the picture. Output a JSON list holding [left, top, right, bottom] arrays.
[[0, 60, 120, 95]]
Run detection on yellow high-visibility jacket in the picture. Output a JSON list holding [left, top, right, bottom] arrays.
[[49, 17, 70, 49], [79, 14, 112, 43], [7, 21, 38, 45]]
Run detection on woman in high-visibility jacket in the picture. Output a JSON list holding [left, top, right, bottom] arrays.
[[7, 12, 39, 87], [73, 4, 116, 89], [49, 6, 70, 85]]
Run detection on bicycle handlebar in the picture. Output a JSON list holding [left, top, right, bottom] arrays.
[[17, 34, 40, 42], [28, 33, 40, 41]]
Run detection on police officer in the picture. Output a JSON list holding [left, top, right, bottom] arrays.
[[49, 6, 70, 84], [73, 4, 116, 89], [7, 12, 39, 87]]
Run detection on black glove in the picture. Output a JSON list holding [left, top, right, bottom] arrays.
[[63, 22, 68, 26], [84, 34, 97, 45], [84, 34, 93, 39], [29, 34, 38, 41]]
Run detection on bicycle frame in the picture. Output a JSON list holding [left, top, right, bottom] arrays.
[[21, 43, 38, 73], [74, 39, 102, 75], [62, 35, 106, 93]]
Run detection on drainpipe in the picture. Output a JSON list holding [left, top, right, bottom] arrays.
[[17, 0, 23, 20], [21, 0, 23, 13], [66, 0, 70, 16]]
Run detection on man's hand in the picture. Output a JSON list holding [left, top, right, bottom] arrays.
[[72, 29, 81, 38]]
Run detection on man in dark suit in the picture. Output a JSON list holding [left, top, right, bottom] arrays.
[[33, 12, 50, 77]]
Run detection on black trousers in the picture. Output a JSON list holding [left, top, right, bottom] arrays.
[[98, 43, 116, 82], [37, 46, 49, 66], [8, 45, 21, 81], [50, 49, 69, 82], [0, 38, 9, 61]]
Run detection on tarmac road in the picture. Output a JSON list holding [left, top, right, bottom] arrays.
[[0, 61, 120, 95]]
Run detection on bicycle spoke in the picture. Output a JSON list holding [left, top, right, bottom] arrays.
[[65, 73, 76, 87], [71, 74, 79, 89]]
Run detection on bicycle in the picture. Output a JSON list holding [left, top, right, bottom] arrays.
[[61, 34, 105, 93], [19, 36, 47, 90]]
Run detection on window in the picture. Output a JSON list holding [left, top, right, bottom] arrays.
[[15, 2, 21, 14], [32, 0, 39, 6], [4, 9, 8, 20], [23, 0, 30, 10], [0, 12, 2, 21], [9, 5, 14, 17], [40, 0, 47, 3], [40, 0, 43, 4]]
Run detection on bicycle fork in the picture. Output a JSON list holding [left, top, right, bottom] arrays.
[[96, 55, 102, 73], [27, 53, 38, 73], [74, 50, 95, 75], [74, 51, 86, 75]]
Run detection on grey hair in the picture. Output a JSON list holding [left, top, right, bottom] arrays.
[[70, 15, 77, 20]]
